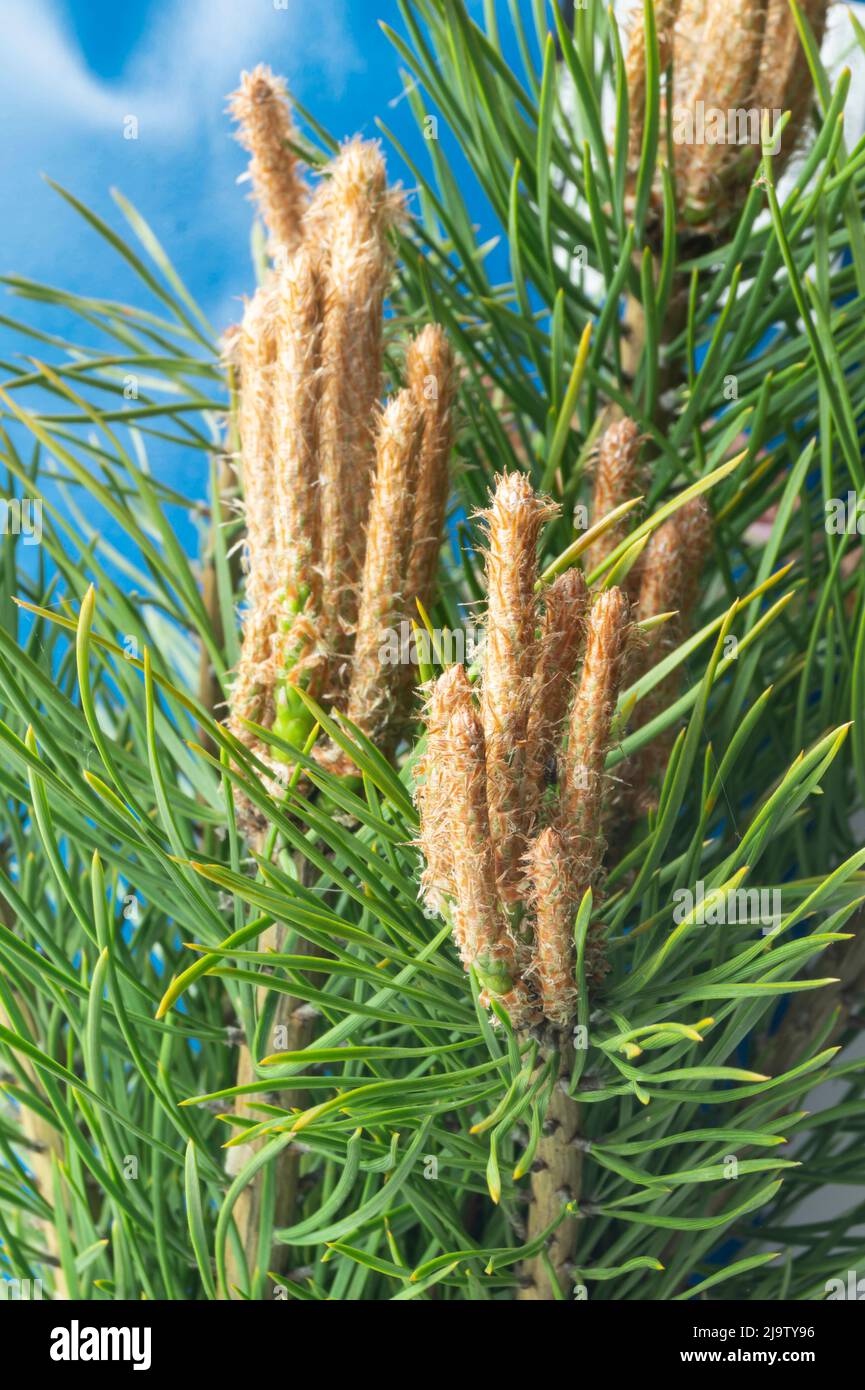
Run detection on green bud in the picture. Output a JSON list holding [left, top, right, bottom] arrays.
[[277, 682, 308, 719], [284, 581, 310, 619], [274, 714, 314, 750], [272, 682, 315, 759], [474, 952, 513, 997]]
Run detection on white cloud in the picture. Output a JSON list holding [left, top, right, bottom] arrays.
[[0, 0, 365, 315], [1, 0, 363, 137], [2, 0, 130, 127]]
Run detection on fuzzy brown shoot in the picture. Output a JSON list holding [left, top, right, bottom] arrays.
[[626, 0, 682, 179], [626, 0, 829, 236], [406, 324, 457, 611], [524, 568, 590, 822], [416, 665, 468, 914], [417, 667, 521, 998], [632, 496, 712, 809], [677, 0, 769, 229], [230, 288, 280, 750], [560, 587, 632, 893], [526, 827, 578, 1027], [228, 65, 307, 253], [346, 392, 423, 745], [316, 139, 403, 680], [586, 417, 644, 579], [228, 79, 454, 770], [479, 473, 557, 901], [417, 476, 631, 1035]]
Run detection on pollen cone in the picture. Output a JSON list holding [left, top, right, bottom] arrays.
[[632, 497, 712, 810], [346, 392, 423, 746], [228, 65, 307, 253], [315, 139, 404, 689], [479, 473, 557, 902]]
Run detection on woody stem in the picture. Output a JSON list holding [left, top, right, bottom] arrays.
[[518, 1041, 582, 1300]]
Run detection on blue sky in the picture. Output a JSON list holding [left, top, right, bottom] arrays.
[[0, 0, 529, 563], [6, 1, 864, 344], [6, 0, 862, 526], [2, 0, 503, 336]]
